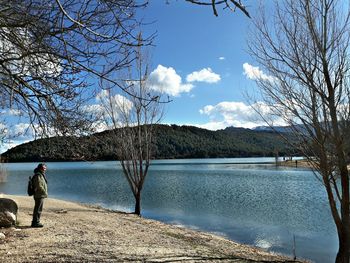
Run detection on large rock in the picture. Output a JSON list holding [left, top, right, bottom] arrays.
[[0, 198, 18, 227]]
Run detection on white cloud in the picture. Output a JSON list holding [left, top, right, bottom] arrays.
[[199, 101, 286, 130], [243, 63, 275, 82], [0, 109, 22, 116], [0, 122, 37, 153], [10, 123, 56, 139], [148, 65, 194, 96], [96, 90, 133, 112], [89, 90, 134, 130], [219, 57, 225, 60], [82, 103, 103, 114], [186, 68, 221, 83], [195, 121, 230, 131], [13, 123, 31, 136], [0, 123, 6, 131], [146, 65, 221, 96]]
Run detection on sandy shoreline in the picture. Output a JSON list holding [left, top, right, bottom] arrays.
[[278, 159, 350, 170], [0, 194, 306, 262], [277, 159, 312, 168]]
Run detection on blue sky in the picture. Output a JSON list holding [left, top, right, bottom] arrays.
[[139, 1, 271, 130], [1, 1, 280, 153]]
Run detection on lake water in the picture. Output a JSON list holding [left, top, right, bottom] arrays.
[[0, 158, 338, 263]]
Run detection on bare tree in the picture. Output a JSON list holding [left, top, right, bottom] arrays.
[[184, 0, 250, 17], [248, 1, 350, 262], [0, 0, 152, 138], [99, 41, 164, 216]]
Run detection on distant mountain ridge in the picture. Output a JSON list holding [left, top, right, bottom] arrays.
[[253, 126, 289, 133], [1, 124, 299, 162], [253, 124, 308, 134]]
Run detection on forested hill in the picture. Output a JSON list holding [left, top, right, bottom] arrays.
[[1, 125, 298, 162]]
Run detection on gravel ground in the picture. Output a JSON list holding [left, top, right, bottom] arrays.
[[0, 195, 306, 263]]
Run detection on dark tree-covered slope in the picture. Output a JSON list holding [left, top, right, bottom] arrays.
[[1, 125, 298, 162]]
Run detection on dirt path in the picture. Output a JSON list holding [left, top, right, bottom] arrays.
[[0, 195, 305, 262]]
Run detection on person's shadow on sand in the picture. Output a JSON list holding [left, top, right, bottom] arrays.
[[16, 226, 32, 229]]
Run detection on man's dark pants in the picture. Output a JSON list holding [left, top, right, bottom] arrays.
[[32, 198, 44, 225]]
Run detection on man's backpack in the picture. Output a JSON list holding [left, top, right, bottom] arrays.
[[27, 175, 34, 196]]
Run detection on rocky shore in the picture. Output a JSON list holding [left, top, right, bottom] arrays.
[[0, 195, 306, 262]]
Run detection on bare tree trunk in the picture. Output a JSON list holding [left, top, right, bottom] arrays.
[[134, 190, 141, 216], [336, 165, 350, 263], [336, 226, 350, 263], [324, 171, 350, 263]]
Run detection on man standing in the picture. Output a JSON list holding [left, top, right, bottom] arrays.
[[31, 163, 48, 228]]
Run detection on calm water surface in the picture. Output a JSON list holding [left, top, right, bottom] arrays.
[[0, 158, 337, 263]]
